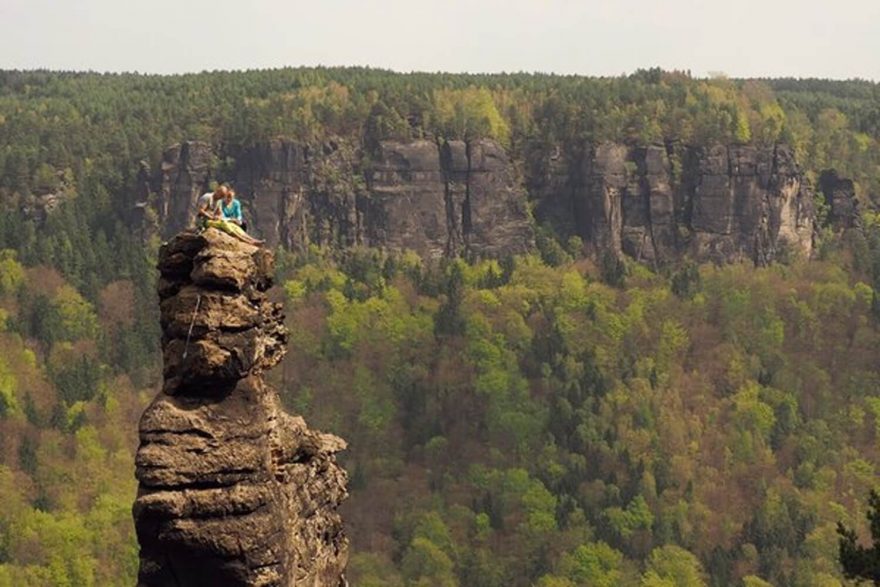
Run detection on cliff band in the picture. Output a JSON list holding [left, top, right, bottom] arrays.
[[133, 229, 349, 587], [132, 138, 842, 265]]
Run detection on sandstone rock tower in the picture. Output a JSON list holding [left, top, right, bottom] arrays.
[[133, 229, 348, 586]]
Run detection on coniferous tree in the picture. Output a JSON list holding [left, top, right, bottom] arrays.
[[838, 490, 880, 585]]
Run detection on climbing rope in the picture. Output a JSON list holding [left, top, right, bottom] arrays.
[[182, 293, 202, 360]]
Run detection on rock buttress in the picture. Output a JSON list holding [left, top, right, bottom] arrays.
[[534, 142, 815, 265], [133, 229, 348, 587]]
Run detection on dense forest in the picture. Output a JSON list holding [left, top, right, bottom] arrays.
[[0, 67, 878, 586]]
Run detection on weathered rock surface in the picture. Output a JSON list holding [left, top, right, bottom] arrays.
[[532, 142, 815, 264], [134, 137, 829, 265], [153, 142, 216, 237], [137, 138, 534, 259], [133, 229, 348, 587], [231, 140, 362, 252], [820, 169, 861, 230]]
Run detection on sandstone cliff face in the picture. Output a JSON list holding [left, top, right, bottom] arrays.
[[133, 229, 348, 587], [532, 142, 815, 264], [364, 139, 533, 257], [140, 138, 534, 259], [153, 142, 216, 237], [137, 138, 819, 265], [533, 143, 814, 264], [231, 141, 362, 252]]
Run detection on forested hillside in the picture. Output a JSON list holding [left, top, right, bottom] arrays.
[[0, 68, 878, 586]]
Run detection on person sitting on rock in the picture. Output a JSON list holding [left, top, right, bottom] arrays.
[[220, 188, 247, 232], [196, 185, 227, 231], [202, 188, 264, 246]]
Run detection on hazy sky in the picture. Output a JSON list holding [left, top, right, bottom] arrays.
[[2, 0, 878, 79]]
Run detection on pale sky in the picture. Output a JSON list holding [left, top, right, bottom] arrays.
[[1, 0, 878, 79]]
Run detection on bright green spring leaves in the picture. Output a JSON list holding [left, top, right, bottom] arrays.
[[0, 251, 144, 586], [280, 246, 880, 587]]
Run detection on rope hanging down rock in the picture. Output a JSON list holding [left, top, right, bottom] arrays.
[[182, 293, 202, 360]]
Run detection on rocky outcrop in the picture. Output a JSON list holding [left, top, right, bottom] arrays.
[[820, 169, 861, 230], [532, 142, 815, 264], [137, 138, 535, 259], [153, 142, 216, 237], [20, 190, 67, 223], [133, 229, 348, 587], [362, 139, 450, 257]]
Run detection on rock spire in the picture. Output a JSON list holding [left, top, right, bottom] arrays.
[[133, 229, 348, 586]]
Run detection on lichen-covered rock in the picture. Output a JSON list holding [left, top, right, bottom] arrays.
[[134, 229, 348, 587]]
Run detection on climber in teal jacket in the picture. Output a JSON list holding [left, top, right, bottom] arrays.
[[220, 189, 245, 230]]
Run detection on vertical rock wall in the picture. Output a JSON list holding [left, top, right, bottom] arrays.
[[534, 142, 815, 265], [820, 169, 862, 230], [139, 138, 535, 259], [136, 138, 821, 265]]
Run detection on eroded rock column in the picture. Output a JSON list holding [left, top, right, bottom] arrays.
[[133, 229, 348, 587]]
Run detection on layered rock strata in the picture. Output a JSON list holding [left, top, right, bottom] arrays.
[[137, 138, 535, 259], [133, 229, 348, 587], [135, 138, 822, 265]]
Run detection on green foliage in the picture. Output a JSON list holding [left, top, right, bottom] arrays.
[[641, 545, 706, 587], [0, 251, 24, 295], [0, 358, 18, 417], [837, 489, 880, 584], [280, 247, 880, 587], [348, 553, 405, 587], [604, 495, 654, 539], [670, 262, 701, 300], [0, 253, 144, 585], [600, 251, 627, 288], [433, 86, 510, 145], [0, 67, 879, 587], [435, 260, 467, 337], [536, 225, 573, 267], [401, 537, 459, 587], [557, 541, 625, 587], [35, 286, 98, 345]]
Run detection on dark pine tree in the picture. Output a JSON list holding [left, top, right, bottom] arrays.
[[838, 489, 880, 585]]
